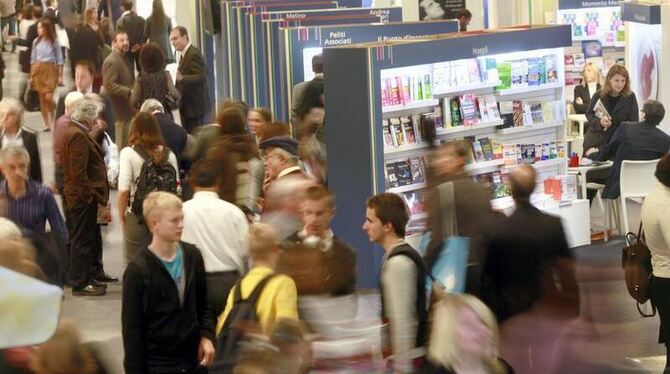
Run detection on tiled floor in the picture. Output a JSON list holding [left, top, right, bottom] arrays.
[[2, 49, 667, 373]]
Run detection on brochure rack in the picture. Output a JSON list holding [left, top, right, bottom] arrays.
[[323, 25, 588, 287]]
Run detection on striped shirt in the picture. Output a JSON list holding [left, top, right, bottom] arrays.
[[1, 180, 68, 241]]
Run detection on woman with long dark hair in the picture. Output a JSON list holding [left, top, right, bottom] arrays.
[[117, 112, 178, 264], [144, 0, 174, 63], [130, 42, 180, 113], [29, 18, 63, 131]]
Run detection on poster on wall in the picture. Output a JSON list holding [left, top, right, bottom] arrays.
[[419, 0, 466, 20], [628, 23, 661, 107]]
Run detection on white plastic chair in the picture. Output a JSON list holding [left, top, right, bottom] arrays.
[[619, 159, 660, 234], [586, 182, 618, 242]]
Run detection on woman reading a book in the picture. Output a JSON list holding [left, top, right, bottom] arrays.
[[572, 63, 601, 114], [582, 64, 639, 203]]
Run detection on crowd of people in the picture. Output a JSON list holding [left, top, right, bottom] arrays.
[[0, 1, 669, 374]]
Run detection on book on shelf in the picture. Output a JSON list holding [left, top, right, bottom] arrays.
[[479, 137, 494, 161], [383, 119, 394, 148], [410, 156, 426, 184], [389, 77, 401, 105], [522, 102, 533, 126], [401, 117, 417, 145], [538, 57, 547, 85], [452, 59, 470, 86], [396, 160, 413, 186], [459, 94, 480, 126], [491, 171, 512, 199], [471, 138, 485, 162], [498, 101, 514, 129], [382, 80, 390, 106], [574, 53, 585, 68], [493, 141, 503, 160], [510, 60, 525, 88], [530, 101, 544, 124], [467, 59, 482, 84], [450, 98, 462, 126], [433, 61, 452, 92], [477, 97, 487, 124], [484, 58, 499, 83], [541, 143, 550, 161], [503, 144, 517, 166], [496, 62, 512, 90], [521, 144, 535, 164], [534, 144, 543, 162], [422, 73, 433, 99], [544, 55, 558, 83], [542, 101, 554, 123], [527, 58, 541, 86], [390, 118, 405, 146], [400, 76, 411, 104], [557, 141, 566, 158], [512, 100, 524, 127], [386, 163, 399, 188], [482, 95, 500, 122], [403, 189, 426, 215], [440, 98, 452, 128], [550, 142, 558, 159]]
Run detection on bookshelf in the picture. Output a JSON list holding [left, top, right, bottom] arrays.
[[324, 25, 580, 287]]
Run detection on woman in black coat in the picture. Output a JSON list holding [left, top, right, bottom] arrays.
[[583, 64, 639, 156], [572, 63, 601, 114]]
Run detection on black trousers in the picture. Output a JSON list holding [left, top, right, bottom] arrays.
[[67, 199, 103, 287], [206, 271, 240, 318], [181, 115, 204, 134]]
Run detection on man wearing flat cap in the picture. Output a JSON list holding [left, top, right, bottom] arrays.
[[259, 136, 306, 188]]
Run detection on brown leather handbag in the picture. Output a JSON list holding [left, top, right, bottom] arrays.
[[621, 223, 656, 317]]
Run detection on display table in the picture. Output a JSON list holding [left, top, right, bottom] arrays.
[[543, 199, 592, 247], [568, 161, 614, 199]]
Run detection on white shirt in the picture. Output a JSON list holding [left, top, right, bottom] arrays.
[[277, 165, 302, 179], [1, 128, 23, 148], [117, 146, 179, 207], [641, 183, 670, 278], [182, 191, 249, 273]]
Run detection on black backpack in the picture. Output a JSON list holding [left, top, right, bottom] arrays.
[[131, 146, 178, 222], [211, 273, 278, 373]]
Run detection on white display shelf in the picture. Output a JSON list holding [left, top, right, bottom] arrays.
[[387, 182, 427, 194], [501, 157, 566, 173], [382, 99, 439, 114], [497, 120, 565, 136], [495, 81, 564, 97], [437, 119, 505, 139], [465, 159, 505, 174], [433, 80, 502, 97], [384, 142, 430, 157]]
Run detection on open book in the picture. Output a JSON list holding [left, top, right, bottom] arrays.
[[593, 99, 611, 121]]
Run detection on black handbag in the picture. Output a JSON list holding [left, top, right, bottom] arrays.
[[24, 88, 40, 112]]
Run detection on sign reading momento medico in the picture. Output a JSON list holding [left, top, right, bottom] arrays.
[[558, 0, 621, 10]]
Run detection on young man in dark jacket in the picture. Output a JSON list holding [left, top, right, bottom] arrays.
[[122, 191, 215, 374]]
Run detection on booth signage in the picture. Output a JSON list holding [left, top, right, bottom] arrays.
[[621, 2, 661, 24], [559, 0, 621, 10]]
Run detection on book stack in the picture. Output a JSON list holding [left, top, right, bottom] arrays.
[[501, 141, 566, 166], [381, 72, 433, 107], [382, 116, 433, 149], [440, 94, 500, 128], [496, 55, 558, 91], [385, 156, 427, 188], [465, 136, 503, 164]]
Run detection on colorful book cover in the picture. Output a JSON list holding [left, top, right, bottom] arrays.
[[450, 98, 462, 126], [396, 160, 413, 186], [410, 115, 424, 142], [402, 76, 411, 104], [467, 58, 482, 83], [410, 157, 426, 184], [491, 171, 511, 199], [390, 118, 405, 146], [403, 190, 426, 215], [396, 76, 407, 104], [382, 79, 390, 106], [542, 143, 550, 161], [386, 163, 398, 187], [534, 144, 543, 162], [499, 101, 514, 129], [503, 144, 517, 166], [401, 117, 416, 144], [441, 98, 453, 128], [550, 142, 558, 159], [382, 119, 394, 147], [484, 58, 499, 82], [544, 55, 558, 82], [511, 60, 524, 88], [433, 112, 444, 130], [459, 94, 479, 126], [422, 73, 433, 99], [452, 60, 470, 86], [527, 58, 540, 86], [512, 100, 524, 127], [472, 139, 485, 162], [523, 102, 533, 126], [477, 97, 488, 122], [515, 144, 523, 165], [389, 77, 401, 105], [557, 141, 566, 158], [485, 95, 501, 120], [479, 138, 494, 161], [493, 141, 503, 160], [530, 101, 544, 124], [496, 62, 512, 90]]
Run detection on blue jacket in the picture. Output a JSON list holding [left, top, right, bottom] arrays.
[[593, 121, 670, 198]]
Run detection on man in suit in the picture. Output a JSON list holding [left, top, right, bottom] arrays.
[[586, 100, 670, 200], [102, 31, 134, 148], [170, 26, 211, 133], [480, 165, 580, 323], [97, 0, 121, 26], [291, 54, 322, 128], [115, 0, 144, 74], [0, 98, 42, 182], [62, 98, 114, 296]]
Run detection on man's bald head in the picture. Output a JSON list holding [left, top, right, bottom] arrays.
[[510, 165, 537, 200]]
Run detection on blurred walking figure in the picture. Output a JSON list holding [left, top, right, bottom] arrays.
[[29, 17, 63, 131], [425, 294, 513, 373], [642, 155, 670, 371]]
